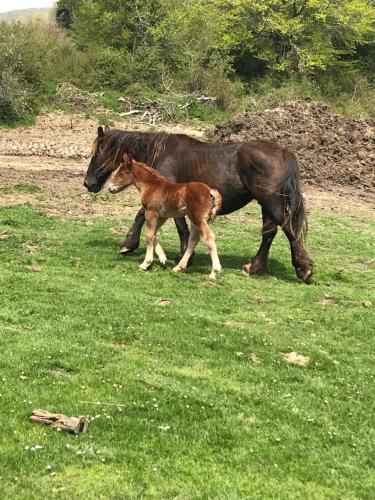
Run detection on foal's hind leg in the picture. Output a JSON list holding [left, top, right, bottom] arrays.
[[243, 208, 278, 276], [200, 221, 222, 280], [174, 217, 195, 266], [120, 208, 145, 254], [173, 223, 200, 273]]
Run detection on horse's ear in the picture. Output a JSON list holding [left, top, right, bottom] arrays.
[[98, 126, 104, 139], [104, 125, 110, 133]]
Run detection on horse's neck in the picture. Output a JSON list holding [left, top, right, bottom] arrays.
[[123, 133, 154, 163]]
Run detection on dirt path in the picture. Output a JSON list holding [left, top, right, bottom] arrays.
[[0, 111, 373, 222]]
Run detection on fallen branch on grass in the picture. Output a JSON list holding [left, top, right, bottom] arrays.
[[30, 409, 88, 435]]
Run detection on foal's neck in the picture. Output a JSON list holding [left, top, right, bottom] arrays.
[[131, 162, 163, 193]]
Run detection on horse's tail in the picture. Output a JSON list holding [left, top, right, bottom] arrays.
[[280, 150, 307, 241], [208, 189, 222, 221]]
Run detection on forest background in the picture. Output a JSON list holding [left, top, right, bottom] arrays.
[[1, 0, 375, 125]]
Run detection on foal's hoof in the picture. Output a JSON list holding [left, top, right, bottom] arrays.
[[174, 253, 195, 267], [243, 260, 266, 276], [209, 269, 221, 280], [139, 263, 151, 271], [159, 259, 168, 269], [173, 265, 182, 273]]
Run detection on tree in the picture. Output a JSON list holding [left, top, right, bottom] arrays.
[[216, 0, 375, 73]]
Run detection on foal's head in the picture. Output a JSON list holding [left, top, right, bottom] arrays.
[[108, 153, 134, 194]]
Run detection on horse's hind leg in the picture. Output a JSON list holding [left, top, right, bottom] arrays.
[[173, 223, 200, 273], [282, 225, 313, 283], [243, 207, 278, 276], [119, 208, 145, 254], [174, 217, 194, 266]]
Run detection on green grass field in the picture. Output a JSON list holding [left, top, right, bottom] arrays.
[[0, 203, 374, 499]]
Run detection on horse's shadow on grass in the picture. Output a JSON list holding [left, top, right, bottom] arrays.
[[86, 240, 297, 283], [192, 253, 296, 283]]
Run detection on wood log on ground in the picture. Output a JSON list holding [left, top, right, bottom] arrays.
[[30, 409, 88, 435]]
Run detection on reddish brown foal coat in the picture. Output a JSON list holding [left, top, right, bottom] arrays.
[[108, 154, 222, 279]]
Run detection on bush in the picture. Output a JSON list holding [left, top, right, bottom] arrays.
[[0, 69, 31, 122], [0, 18, 87, 124]]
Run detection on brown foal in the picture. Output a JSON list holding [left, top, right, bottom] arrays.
[[108, 153, 222, 279]]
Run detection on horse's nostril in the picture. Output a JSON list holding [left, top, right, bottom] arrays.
[[83, 181, 88, 188]]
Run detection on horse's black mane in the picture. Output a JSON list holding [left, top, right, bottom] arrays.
[[101, 130, 171, 172]]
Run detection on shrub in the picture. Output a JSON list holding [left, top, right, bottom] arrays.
[[0, 69, 31, 122]]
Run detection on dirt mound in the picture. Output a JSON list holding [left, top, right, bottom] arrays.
[[205, 99, 375, 190]]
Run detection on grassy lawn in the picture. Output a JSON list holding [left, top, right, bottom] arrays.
[[0, 203, 374, 499]]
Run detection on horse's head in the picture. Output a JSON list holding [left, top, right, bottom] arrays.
[[108, 154, 134, 194], [83, 125, 112, 193]]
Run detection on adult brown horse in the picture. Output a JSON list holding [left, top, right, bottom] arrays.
[[83, 126, 313, 283]]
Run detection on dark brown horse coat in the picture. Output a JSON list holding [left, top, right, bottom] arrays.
[[84, 127, 313, 282]]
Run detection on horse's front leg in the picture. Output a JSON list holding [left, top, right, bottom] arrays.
[[139, 211, 159, 271], [120, 208, 145, 254], [174, 217, 194, 266], [243, 208, 277, 276]]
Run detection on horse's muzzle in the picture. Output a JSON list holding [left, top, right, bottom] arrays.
[[83, 181, 101, 193]]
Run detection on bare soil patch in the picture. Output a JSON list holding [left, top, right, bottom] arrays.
[[205, 99, 375, 191], [0, 109, 373, 220]]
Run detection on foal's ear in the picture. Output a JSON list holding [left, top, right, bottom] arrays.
[[104, 125, 110, 132], [98, 126, 104, 139]]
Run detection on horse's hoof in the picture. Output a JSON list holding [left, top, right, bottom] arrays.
[[242, 263, 252, 275], [173, 266, 182, 273], [120, 246, 134, 255], [297, 267, 314, 284], [250, 259, 267, 275], [159, 259, 168, 269], [139, 263, 151, 271]]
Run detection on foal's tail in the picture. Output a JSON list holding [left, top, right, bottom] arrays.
[[281, 150, 308, 241], [208, 189, 222, 221]]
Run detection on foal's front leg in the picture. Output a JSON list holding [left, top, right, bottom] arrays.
[[154, 218, 168, 267], [139, 211, 158, 271]]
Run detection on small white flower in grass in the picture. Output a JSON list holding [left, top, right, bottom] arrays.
[[24, 445, 30, 450], [46, 465, 52, 470], [158, 425, 170, 431], [152, 467, 158, 472], [65, 444, 71, 449]]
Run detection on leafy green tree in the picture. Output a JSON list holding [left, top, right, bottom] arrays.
[[215, 0, 375, 73]]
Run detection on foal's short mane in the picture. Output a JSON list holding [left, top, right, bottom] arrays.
[[100, 130, 169, 173], [132, 159, 169, 181]]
